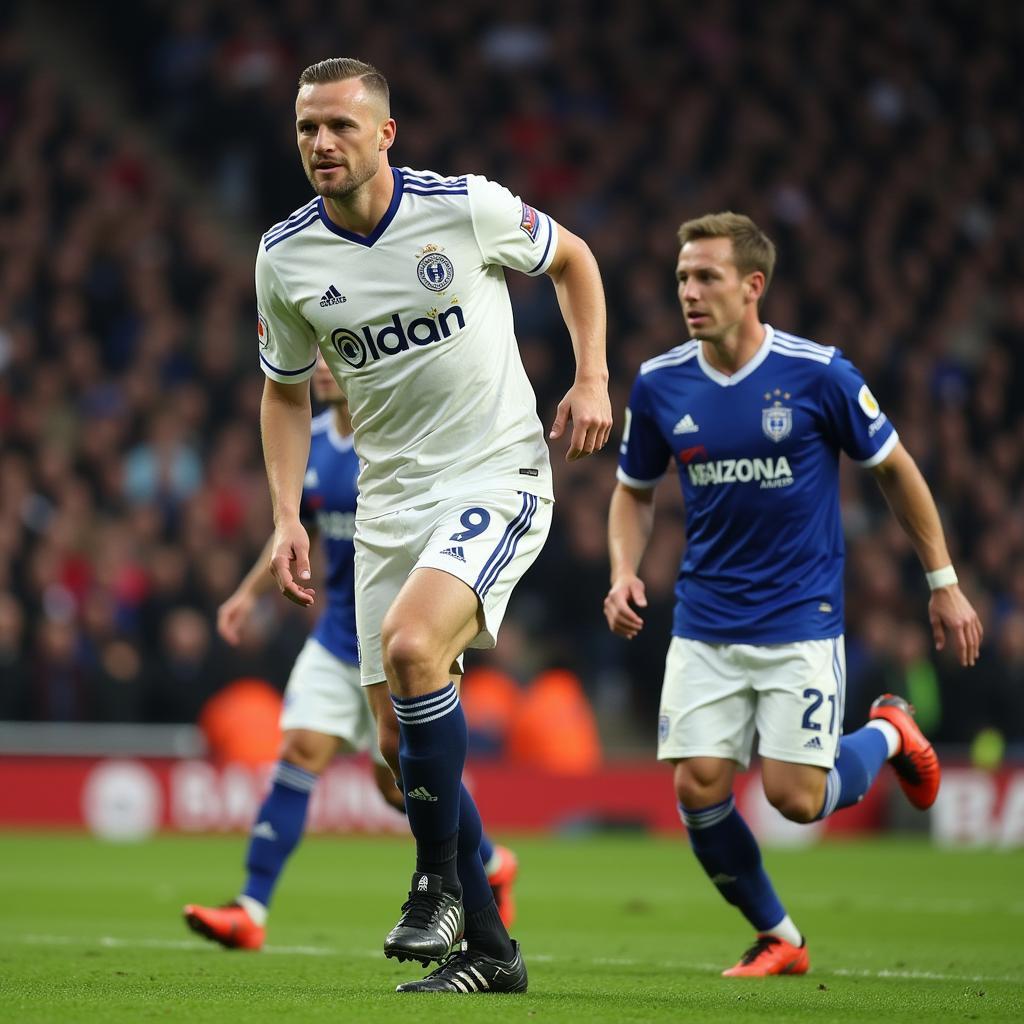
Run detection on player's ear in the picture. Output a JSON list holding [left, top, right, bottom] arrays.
[[745, 271, 765, 304], [378, 118, 396, 151]]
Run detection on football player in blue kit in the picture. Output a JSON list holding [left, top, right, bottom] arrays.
[[184, 354, 519, 951], [605, 212, 982, 976]]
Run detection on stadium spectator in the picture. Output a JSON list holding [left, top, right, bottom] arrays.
[[0, 2, 1020, 756]]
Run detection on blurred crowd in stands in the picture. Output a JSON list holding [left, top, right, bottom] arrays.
[[1, 0, 1022, 757]]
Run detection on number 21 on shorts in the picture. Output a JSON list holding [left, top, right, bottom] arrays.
[[802, 688, 836, 734]]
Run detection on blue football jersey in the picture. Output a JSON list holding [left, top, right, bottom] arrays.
[[300, 411, 359, 664], [617, 326, 898, 644]]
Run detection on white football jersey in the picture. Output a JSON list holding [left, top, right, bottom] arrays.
[[256, 167, 558, 519]]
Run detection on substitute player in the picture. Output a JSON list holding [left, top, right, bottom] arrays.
[[256, 58, 611, 993], [604, 212, 982, 976], [183, 354, 519, 951]]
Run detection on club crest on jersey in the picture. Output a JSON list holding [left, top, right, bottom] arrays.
[[417, 250, 455, 292], [257, 311, 270, 348], [520, 202, 540, 241], [762, 401, 792, 443]]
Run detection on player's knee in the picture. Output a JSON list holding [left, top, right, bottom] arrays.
[[765, 786, 820, 824], [675, 777, 717, 808], [381, 624, 441, 692], [278, 731, 336, 775], [673, 761, 730, 808]]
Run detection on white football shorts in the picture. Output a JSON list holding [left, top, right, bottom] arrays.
[[280, 636, 385, 765], [656, 636, 846, 769], [354, 489, 553, 687]]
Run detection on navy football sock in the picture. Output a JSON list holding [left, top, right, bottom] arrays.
[[242, 761, 317, 909], [478, 831, 495, 869], [681, 795, 787, 932], [457, 784, 496, 914], [816, 725, 890, 819], [392, 683, 466, 892], [458, 784, 513, 959]]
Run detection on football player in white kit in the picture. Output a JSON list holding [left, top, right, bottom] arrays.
[[605, 212, 982, 976], [183, 355, 520, 951], [256, 58, 611, 994]]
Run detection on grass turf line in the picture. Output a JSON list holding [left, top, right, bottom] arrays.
[[0, 832, 1021, 1022]]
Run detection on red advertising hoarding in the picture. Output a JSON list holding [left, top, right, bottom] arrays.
[[0, 755, 889, 842], [3, 754, 1018, 845]]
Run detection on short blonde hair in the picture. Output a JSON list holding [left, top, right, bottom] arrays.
[[298, 58, 390, 115], [677, 212, 776, 293]]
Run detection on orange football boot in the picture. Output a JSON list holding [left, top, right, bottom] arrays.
[[869, 693, 941, 810], [183, 902, 265, 950], [485, 845, 519, 929], [722, 935, 809, 977]]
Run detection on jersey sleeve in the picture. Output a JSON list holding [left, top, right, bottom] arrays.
[[820, 352, 898, 467], [255, 242, 318, 384], [616, 374, 672, 488], [466, 175, 559, 277]]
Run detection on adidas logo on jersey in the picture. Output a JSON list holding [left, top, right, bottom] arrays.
[[407, 786, 438, 802], [672, 414, 700, 434], [803, 736, 823, 750], [439, 545, 466, 562], [319, 285, 347, 307]]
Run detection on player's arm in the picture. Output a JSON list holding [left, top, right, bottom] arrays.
[[217, 518, 321, 645], [870, 441, 983, 666], [261, 377, 316, 608], [544, 227, 613, 461], [604, 482, 656, 638]]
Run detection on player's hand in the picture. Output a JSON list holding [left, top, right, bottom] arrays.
[[270, 520, 316, 608], [217, 591, 256, 646], [549, 377, 613, 461], [928, 584, 983, 667], [604, 575, 648, 638]]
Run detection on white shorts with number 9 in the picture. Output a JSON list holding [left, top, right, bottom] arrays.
[[354, 490, 553, 687], [656, 636, 846, 769]]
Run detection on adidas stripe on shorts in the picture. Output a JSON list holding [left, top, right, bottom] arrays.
[[656, 636, 846, 769], [353, 489, 553, 687], [279, 637, 386, 765]]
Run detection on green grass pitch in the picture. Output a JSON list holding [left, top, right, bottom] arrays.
[[1, 832, 1021, 1022]]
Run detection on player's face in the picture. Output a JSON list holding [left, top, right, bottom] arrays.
[[295, 80, 394, 201], [312, 353, 346, 406], [676, 237, 757, 341]]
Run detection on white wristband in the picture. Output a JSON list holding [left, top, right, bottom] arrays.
[[926, 565, 958, 591]]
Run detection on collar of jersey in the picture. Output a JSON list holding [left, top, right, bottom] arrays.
[[317, 167, 404, 247], [695, 324, 774, 387]]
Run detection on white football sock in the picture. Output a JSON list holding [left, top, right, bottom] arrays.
[[866, 719, 901, 758], [236, 894, 268, 926], [766, 914, 803, 947]]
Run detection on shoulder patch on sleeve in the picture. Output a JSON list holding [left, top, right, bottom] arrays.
[[857, 384, 881, 419], [257, 311, 270, 348], [520, 202, 540, 241]]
